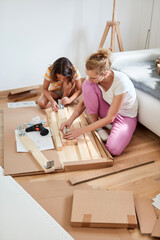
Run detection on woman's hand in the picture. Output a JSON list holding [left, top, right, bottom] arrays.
[[63, 128, 83, 140], [51, 101, 59, 112], [61, 97, 71, 105], [60, 120, 72, 132]]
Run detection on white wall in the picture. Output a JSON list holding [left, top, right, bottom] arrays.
[[0, 0, 159, 91]]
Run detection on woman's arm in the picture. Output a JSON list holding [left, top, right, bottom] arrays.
[[60, 99, 86, 131], [63, 93, 127, 139]]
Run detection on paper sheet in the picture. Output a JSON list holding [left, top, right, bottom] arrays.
[[8, 101, 36, 108], [15, 127, 54, 152]]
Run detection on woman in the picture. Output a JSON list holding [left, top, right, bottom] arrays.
[[38, 57, 82, 111], [60, 49, 138, 156]]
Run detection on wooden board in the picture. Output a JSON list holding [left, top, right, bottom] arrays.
[[135, 197, 157, 234], [3, 106, 113, 176], [17, 134, 55, 173], [69, 158, 154, 185], [71, 189, 137, 228]]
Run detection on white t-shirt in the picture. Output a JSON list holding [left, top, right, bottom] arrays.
[[98, 70, 138, 118]]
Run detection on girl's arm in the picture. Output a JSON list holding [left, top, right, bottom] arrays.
[[60, 100, 86, 131], [61, 79, 82, 105], [63, 93, 127, 139], [42, 79, 59, 111], [69, 79, 82, 102]]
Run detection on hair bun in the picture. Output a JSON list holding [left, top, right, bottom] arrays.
[[97, 48, 111, 58]]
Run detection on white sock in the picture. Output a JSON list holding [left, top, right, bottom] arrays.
[[105, 124, 112, 130], [96, 128, 109, 141]]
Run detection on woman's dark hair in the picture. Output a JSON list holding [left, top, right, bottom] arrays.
[[49, 57, 76, 83]]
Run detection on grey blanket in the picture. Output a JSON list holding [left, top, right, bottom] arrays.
[[112, 60, 160, 100]]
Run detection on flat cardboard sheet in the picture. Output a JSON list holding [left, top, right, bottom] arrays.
[[20, 179, 133, 240], [135, 197, 157, 234], [4, 106, 113, 176], [0, 167, 73, 240], [71, 189, 137, 228], [4, 107, 59, 176]]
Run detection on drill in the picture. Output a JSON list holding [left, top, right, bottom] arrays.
[[25, 123, 49, 136]]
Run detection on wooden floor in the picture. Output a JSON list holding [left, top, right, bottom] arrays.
[[0, 92, 160, 240]]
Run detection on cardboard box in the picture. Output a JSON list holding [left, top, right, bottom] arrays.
[[71, 189, 137, 228]]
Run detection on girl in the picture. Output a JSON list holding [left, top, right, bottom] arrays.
[[38, 57, 82, 111], [60, 49, 138, 156]]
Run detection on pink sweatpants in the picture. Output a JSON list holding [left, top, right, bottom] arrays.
[[82, 79, 137, 156]]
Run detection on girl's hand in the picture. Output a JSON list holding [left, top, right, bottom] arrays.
[[61, 97, 71, 105], [51, 101, 59, 112], [60, 120, 72, 132], [63, 128, 83, 140]]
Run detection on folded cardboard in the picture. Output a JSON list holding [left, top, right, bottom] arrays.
[[71, 189, 137, 228]]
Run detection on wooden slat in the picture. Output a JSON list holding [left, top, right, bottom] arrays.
[[64, 158, 113, 172], [93, 131, 113, 160], [57, 109, 67, 146], [45, 109, 62, 151], [63, 107, 77, 145], [69, 158, 154, 185], [68, 107, 91, 160], [79, 114, 101, 159], [18, 135, 55, 173]]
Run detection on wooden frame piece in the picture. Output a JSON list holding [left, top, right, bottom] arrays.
[[69, 158, 154, 185], [46, 106, 113, 172]]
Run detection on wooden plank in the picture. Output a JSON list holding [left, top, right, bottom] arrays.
[[8, 85, 40, 95], [135, 197, 157, 234], [64, 158, 113, 171], [45, 109, 62, 151], [93, 130, 113, 160], [79, 114, 101, 159], [69, 158, 154, 185], [57, 109, 67, 146], [68, 107, 91, 160], [63, 107, 77, 146], [18, 135, 55, 173], [151, 216, 160, 238]]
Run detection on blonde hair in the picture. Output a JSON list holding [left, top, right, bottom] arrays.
[[85, 48, 111, 75]]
